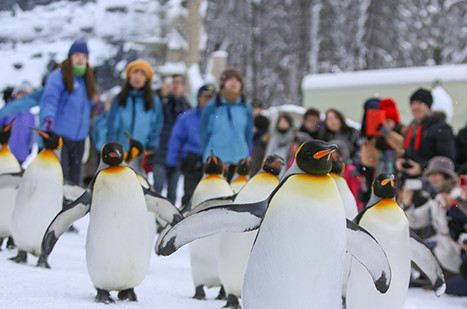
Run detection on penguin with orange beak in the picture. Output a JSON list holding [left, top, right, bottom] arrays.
[[0, 119, 22, 249], [9, 128, 63, 264], [157, 140, 392, 308], [346, 173, 445, 309]]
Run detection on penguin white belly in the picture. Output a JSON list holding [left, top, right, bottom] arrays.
[[0, 149, 21, 237], [11, 153, 63, 255], [243, 174, 346, 309], [346, 200, 410, 309], [219, 173, 279, 297], [190, 175, 234, 287], [219, 231, 256, 296], [86, 167, 152, 291], [0, 187, 17, 237]]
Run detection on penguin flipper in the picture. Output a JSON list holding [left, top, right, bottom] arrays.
[[156, 199, 268, 256], [144, 189, 183, 227], [409, 229, 446, 296], [41, 190, 92, 259], [0, 171, 23, 189], [184, 194, 237, 216], [346, 219, 392, 293]]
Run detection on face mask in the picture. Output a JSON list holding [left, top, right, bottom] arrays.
[[73, 65, 87, 77]]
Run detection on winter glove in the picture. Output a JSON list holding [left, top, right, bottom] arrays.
[[43, 117, 55, 131]]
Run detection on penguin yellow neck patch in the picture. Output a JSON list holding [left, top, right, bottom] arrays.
[[0, 145, 10, 154], [204, 174, 223, 181], [38, 149, 60, 163], [103, 166, 127, 174]]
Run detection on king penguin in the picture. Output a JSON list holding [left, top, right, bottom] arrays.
[[230, 158, 251, 194], [9, 128, 63, 264], [40, 142, 182, 303], [156, 140, 392, 309], [346, 173, 445, 309], [189, 151, 234, 300], [0, 119, 21, 249], [219, 154, 284, 308]]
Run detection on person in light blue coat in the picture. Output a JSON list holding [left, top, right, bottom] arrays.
[[106, 60, 163, 155], [41, 39, 96, 185], [199, 67, 253, 182], [166, 84, 215, 207]]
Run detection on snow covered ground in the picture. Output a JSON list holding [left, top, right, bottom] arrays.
[[0, 215, 466, 308]]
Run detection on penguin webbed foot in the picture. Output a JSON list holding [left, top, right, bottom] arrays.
[[216, 285, 226, 300], [36, 255, 50, 269], [117, 288, 137, 302], [192, 285, 206, 300], [9, 250, 27, 264], [223, 294, 241, 308], [95, 289, 115, 304]]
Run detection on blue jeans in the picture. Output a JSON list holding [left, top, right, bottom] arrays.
[[153, 164, 180, 204]]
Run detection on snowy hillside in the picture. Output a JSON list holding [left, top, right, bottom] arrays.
[[0, 0, 186, 102]]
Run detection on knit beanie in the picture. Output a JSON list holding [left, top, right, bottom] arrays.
[[68, 39, 89, 56], [220, 67, 243, 89], [424, 156, 456, 179], [125, 60, 154, 83], [410, 88, 433, 108], [379, 98, 400, 124]]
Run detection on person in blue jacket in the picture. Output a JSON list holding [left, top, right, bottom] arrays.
[[199, 67, 253, 182], [106, 60, 163, 157], [41, 39, 96, 185], [166, 84, 215, 208]]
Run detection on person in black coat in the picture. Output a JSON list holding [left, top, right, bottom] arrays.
[[456, 122, 467, 171], [150, 74, 191, 204], [395, 88, 456, 177]]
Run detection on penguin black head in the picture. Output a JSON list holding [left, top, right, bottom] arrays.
[[330, 151, 345, 175], [101, 142, 124, 166], [236, 158, 251, 176], [373, 173, 397, 199], [262, 154, 285, 176], [295, 140, 338, 175], [31, 127, 62, 150], [204, 150, 224, 175], [0, 118, 15, 145], [124, 133, 144, 164]]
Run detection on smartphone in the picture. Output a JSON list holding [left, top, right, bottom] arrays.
[[405, 178, 422, 190], [460, 175, 467, 187], [365, 109, 386, 137]]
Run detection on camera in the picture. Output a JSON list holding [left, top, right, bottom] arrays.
[[402, 161, 413, 169]]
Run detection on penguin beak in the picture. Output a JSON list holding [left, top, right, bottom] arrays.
[[109, 151, 119, 158], [30, 127, 49, 139], [381, 178, 395, 186], [4, 118, 15, 132], [313, 145, 338, 160]]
